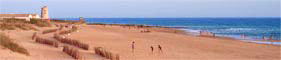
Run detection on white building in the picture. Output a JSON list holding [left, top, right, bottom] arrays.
[[0, 14, 40, 21]]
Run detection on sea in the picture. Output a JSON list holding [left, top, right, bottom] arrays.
[[54, 18, 281, 45]]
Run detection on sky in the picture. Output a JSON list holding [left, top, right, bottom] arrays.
[[0, 0, 280, 18]]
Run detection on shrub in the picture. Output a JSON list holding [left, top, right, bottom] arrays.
[[1, 18, 28, 23], [30, 19, 51, 27], [58, 26, 78, 35], [0, 23, 16, 30], [0, 33, 30, 55], [42, 29, 58, 34], [15, 24, 37, 30], [30, 19, 39, 24], [0, 23, 38, 31], [0, 19, 39, 31]]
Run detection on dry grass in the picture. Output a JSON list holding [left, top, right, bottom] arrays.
[[63, 45, 81, 59], [0, 23, 16, 30], [35, 36, 59, 48], [58, 26, 78, 35], [0, 18, 28, 23], [58, 30, 73, 35], [0, 23, 38, 31], [51, 19, 86, 24], [54, 35, 89, 50], [15, 24, 38, 31], [51, 20, 74, 23], [0, 33, 30, 55], [42, 29, 58, 34], [30, 19, 51, 27], [72, 26, 78, 31], [0, 18, 41, 30], [94, 47, 120, 60]]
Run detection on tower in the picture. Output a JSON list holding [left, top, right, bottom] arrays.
[[41, 6, 49, 20]]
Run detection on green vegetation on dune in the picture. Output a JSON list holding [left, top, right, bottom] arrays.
[[0, 18, 28, 23], [51, 19, 86, 24], [0, 18, 50, 30], [0, 33, 29, 56], [59, 26, 78, 35], [42, 29, 58, 34], [0, 23, 16, 30], [30, 19, 51, 27], [0, 23, 38, 31], [50, 20, 72, 23]]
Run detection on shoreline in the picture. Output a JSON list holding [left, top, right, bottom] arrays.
[[87, 23, 281, 46]]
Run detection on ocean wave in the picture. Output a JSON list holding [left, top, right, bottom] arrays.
[[167, 26, 223, 29], [242, 40, 281, 45], [166, 26, 190, 28], [178, 29, 201, 33], [224, 28, 256, 31]]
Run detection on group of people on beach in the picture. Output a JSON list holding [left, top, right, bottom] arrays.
[[131, 41, 163, 54], [241, 34, 274, 40], [150, 45, 163, 54], [140, 29, 151, 33]]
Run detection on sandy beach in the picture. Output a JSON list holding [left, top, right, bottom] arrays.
[[1, 0, 280, 60], [70, 25, 281, 60], [1, 23, 280, 60]]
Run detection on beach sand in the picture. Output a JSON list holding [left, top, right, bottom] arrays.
[[69, 25, 280, 60], [0, 24, 280, 60]]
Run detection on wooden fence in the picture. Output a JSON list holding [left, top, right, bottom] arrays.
[[94, 47, 120, 60], [35, 36, 59, 48], [63, 45, 81, 59], [54, 34, 89, 50]]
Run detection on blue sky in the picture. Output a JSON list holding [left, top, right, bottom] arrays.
[[0, 0, 280, 18]]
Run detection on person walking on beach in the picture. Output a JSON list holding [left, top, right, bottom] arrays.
[[150, 46, 154, 54], [269, 35, 273, 40], [263, 36, 267, 40], [132, 41, 135, 53], [241, 34, 245, 39], [158, 45, 163, 53]]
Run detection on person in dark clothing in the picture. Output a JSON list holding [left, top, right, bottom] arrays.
[[132, 41, 135, 53], [150, 46, 154, 54], [158, 45, 163, 53]]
